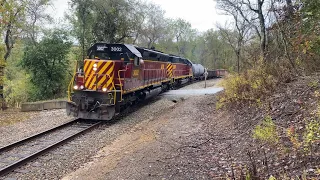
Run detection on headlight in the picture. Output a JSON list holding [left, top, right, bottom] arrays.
[[93, 63, 97, 68], [80, 85, 84, 90], [73, 85, 78, 90], [93, 67, 97, 71], [102, 88, 107, 92]]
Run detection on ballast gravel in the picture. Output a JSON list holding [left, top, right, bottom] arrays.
[[0, 110, 75, 147]]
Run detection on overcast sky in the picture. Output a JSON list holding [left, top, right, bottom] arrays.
[[48, 0, 227, 32]]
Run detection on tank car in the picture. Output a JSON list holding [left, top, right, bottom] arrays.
[[192, 64, 205, 80]]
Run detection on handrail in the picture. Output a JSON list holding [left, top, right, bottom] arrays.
[[118, 69, 126, 102], [67, 65, 78, 102]]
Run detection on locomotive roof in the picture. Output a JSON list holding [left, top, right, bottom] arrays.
[[88, 43, 192, 64], [135, 47, 169, 57], [135, 47, 170, 61], [88, 43, 142, 58]]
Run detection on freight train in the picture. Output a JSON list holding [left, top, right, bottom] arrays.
[[67, 43, 226, 120]]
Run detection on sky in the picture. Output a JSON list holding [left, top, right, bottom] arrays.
[[48, 0, 228, 32]]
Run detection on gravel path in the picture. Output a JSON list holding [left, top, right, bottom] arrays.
[[180, 78, 222, 90]]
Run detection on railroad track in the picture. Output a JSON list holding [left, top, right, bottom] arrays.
[[0, 119, 101, 176]]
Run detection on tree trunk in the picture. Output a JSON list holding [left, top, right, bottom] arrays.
[[0, 62, 4, 110], [286, 0, 293, 17], [236, 50, 240, 73], [258, 0, 267, 61]]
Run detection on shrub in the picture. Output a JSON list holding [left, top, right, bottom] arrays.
[[22, 30, 72, 100], [303, 119, 320, 152], [253, 116, 279, 145], [218, 68, 276, 107], [4, 74, 32, 107]]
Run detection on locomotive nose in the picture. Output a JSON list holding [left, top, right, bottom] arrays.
[[83, 60, 115, 91]]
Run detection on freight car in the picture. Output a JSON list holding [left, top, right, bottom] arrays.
[[207, 69, 228, 79], [67, 43, 193, 120]]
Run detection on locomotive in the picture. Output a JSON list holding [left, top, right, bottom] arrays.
[[67, 43, 195, 120], [67, 43, 226, 120]]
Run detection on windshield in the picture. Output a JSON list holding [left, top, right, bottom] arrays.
[[89, 51, 110, 60], [89, 51, 125, 60]]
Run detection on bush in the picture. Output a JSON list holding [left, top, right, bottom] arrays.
[[253, 116, 279, 145], [217, 68, 276, 107], [303, 119, 320, 152], [22, 30, 72, 100], [4, 74, 32, 107]]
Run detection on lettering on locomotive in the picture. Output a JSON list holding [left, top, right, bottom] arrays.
[[133, 70, 139, 76]]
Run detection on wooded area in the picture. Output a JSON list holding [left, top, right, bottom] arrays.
[[0, 0, 319, 178], [0, 0, 319, 107]]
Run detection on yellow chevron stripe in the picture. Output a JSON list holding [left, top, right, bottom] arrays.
[[106, 74, 114, 89], [98, 75, 107, 87], [85, 61, 95, 87], [89, 75, 97, 89], [95, 61, 111, 87], [166, 63, 173, 78], [88, 63, 98, 89], [85, 72, 94, 88], [84, 60, 91, 73], [98, 61, 104, 70], [97, 61, 110, 75], [106, 63, 114, 76], [98, 62, 114, 90]]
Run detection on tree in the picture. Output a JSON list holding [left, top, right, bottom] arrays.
[[139, 3, 166, 48], [69, 0, 143, 49], [171, 18, 196, 56], [0, 0, 26, 61], [24, 0, 52, 45], [22, 30, 72, 100], [216, 0, 268, 60], [216, 1, 250, 73], [0, 0, 27, 108]]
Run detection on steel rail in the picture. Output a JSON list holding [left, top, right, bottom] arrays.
[[0, 119, 80, 153], [0, 120, 101, 176]]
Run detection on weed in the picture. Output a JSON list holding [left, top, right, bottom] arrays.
[[303, 119, 320, 152], [287, 126, 301, 150], [308, 80, 319, 88], [268, 175, 277, 180], [314, 90, 320, 98], [253, 116, 279, 145]]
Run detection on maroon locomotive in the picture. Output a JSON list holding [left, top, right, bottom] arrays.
[[67, 43, 193, 120]]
